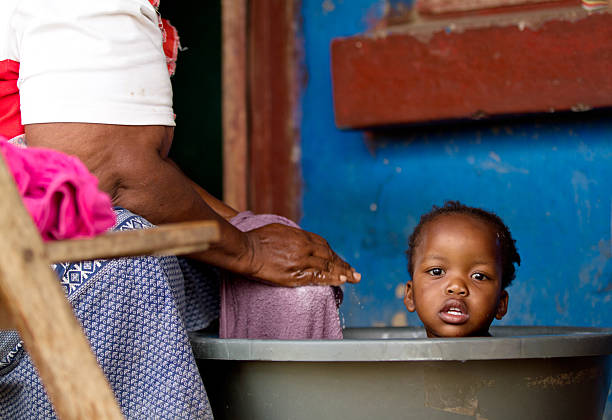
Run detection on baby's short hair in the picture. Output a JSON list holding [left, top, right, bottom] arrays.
[[406, 201, 520, 289]]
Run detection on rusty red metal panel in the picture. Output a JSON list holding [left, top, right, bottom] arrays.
[[415, 0, 574, 15], [331, 8, 612, 129], [248, 0, 302, 220]]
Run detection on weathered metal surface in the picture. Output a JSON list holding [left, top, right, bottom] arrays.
[[191, 326, 612, 361], [330, 8, 612, 128], [192, 327, 612, 420]]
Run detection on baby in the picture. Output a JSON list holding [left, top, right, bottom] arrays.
[[404, 201, 520, 337]]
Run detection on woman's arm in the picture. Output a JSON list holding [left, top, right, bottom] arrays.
[[25, 123, 360, 287], [167, 158, 239, 221], [18, 0, 360, 287]]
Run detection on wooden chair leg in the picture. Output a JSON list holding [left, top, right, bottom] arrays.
[[0, 157, 125, 418]]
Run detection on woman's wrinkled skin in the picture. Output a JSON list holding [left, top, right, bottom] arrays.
[[245, 223, 358, 286], [26, 122, 361, 287]]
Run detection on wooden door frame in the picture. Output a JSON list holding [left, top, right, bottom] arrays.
[[222, 0, 302, 221]]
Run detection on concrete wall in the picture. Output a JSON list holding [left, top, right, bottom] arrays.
[[299, 0, 612, 331]]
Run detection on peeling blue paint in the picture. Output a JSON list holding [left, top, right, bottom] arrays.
[[300, 0, 612, 413]]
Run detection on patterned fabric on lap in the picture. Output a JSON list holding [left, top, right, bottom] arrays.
[[0, 208, 218, 419]]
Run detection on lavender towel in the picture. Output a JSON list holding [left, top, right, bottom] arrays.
[[220, 211, 343, 339]]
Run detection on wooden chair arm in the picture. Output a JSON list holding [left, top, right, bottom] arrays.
[[45, 221, 219, 263]]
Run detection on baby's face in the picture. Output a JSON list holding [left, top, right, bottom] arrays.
[[405, 214, 508, 337]]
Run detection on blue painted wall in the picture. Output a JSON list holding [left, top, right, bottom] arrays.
[[299, 0, 612, 414], [299, 1, 612, 413]]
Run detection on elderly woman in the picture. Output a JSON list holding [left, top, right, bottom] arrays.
[[0, 0, 360, 418]]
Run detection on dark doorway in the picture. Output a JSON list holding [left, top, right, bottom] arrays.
[[159, 1, 223, 199]]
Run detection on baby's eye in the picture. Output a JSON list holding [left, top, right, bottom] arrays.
[[427, 268, 444, 276], [471, 272, 488, 281]]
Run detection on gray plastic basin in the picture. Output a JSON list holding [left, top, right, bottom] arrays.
[[191, 326, 612, 420]]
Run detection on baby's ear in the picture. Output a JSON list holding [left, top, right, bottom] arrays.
[[495, 290, 509, 320], [404, 281, 416, 312]]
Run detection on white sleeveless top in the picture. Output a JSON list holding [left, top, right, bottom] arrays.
[[0, 0, 175, 143]]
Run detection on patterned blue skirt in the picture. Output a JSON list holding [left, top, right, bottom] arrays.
[[0, 208, 219, 419]]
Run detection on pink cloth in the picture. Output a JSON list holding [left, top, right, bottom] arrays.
[[0, 139, 116, 240], [220, 211, 344, 340]]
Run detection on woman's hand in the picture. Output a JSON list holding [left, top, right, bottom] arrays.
[[241, 223, 361, 287], [24, 124, 359, 288]]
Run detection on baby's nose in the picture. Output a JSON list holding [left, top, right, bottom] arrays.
[[446, 282, 468, 296]]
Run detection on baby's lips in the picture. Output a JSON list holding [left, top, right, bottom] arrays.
[[439, 299, 470, 324], [440, 298, 468, 314]]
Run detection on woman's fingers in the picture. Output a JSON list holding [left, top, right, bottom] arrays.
[[303, 232, 361, 281], [326, 252, 361, 284], [300, 255, 361, 286], [246, 223, 361, 287]]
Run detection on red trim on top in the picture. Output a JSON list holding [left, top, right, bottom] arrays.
[[0, 59, 23, 140], [147, 0, 179, 76], [0, 2, 178, 141], [161, 18, 179, 76]]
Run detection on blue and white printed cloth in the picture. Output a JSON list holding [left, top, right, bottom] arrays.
[[0, 208, 219, 419]]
